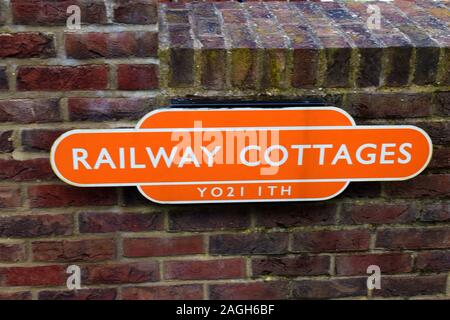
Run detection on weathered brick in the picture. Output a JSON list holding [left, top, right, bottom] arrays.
[[0, 99, 60, 123], [11, 0, 107, 25], [210, 233, 288, 255], [28, 185, 117, 207], [292, 230, 370, 253], [201, 49, 227, 90], [434, 91, 450, 116], [209, 281, 289, 300], [122, 285, 203, 300], [0, 186, 21, 208], [0, 67, 7, 90], [117, 64, 158, 90], [0, 158, 54, 181], [340, 203, 417, 225], [0, 265, 67, 286], [376, 228, 450, 250], [0, 214, 73, 238], [413, 121, 450, 146], [324, 47, 352, 88], [114, 0, 157, 24], [0, 130, 13, 153], [168, 205, 251, 231], [0, 33, 55, 58], [0, 243, 26, 262], [123, 235, 204, 257], [357, 47, 383, 87], [292, 48, 320, 88], [21, 129, 66, 152], [336, 253, 413, 276], [429, 146, 450, 169], [168, 48, 195, 87], [261, 49, 288, 89], [68, 98, 155, 121], [419, 202, 450, 222], [346, 93, 433, 119], [164, 258, 245, 280], [38, 288, 117, 300], [416, 251, 450, 273], [384, 174, 450, 198], [230, 48, 258, 89], [65, 32, 158, 59], [374, 275, 447, 297], [82, 262, 159, 285], [252, 255, 330, 277], [254, 203, 337, 228], [292, 278, 367, 299], [384, 46, 413, 87], [32, 239, 116, 262], [79, 211, 163, 233], [0, 291, 32, 300], [17, 65, 109, 91]]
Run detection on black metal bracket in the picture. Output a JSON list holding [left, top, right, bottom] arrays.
[[170, 98, 328, 108]]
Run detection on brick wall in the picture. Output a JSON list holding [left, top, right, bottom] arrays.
[[0, 0, 449, 300]]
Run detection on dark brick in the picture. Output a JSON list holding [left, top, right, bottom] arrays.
[[292, 278, 367, 299], [0, 99, 60, 123], [168, 205, 251, 231], [252, 255, 330, 277], [0, 33, 55, 58], [164, 258, 245, 280], [0, 130, 13, 153], [376, 228, 450, 250], [341, 203, 417, 224], [122, 285, 203, 300], [0, 214, 73, 238], [38, 288, 117, 300], [209, 233, 288, 255], [0, 67, 7, 90], [336, 253, 413, 276], [374, 275, 447, 297], [79, 211, 163, 233], [292, 230, 370, 253], [114, 0, 157, 24], [209, 281, 289, 300]]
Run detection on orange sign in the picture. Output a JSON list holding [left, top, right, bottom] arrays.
[[50, 108, 432, 203]]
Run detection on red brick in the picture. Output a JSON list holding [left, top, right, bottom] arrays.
[[209, 281, 289, 300], [0, 67, 7, 90], [0, 214, 73, 238], [82, 262, 159, 285], [416, 251, 450, 273], [117, 64, 158, 90], [0, 186, 21, 208], [252, 255, 330, 277], [122, 285, 203, 300], [123, 235, 204, 257], [210, 233, 288, 255], [292, 278, 367, 299], [374, 275, 447, 297], [32, 239, 116, 262], [336, 253, 413, 276], [0, 265, 66, 286], [376, 228, 450, 250], [28, 185, 117, 208], [168, 205, 252, 231], [65, 32, 158, 59], [0, 158, 54, 181], [0, 243, 26, 262], [384, 174, 450, 198], [0, 291, 32, 300], [11, 0, 107, 25], [255, 203, 337, 228], [292, 230, 370, 253], [114, 0, 158, 24], [341, 203, 417, 224], [347, 93, 433, 119], [164, 258, 245, 280], [0, 130, 13, 153], [38, 288, 117, 300], [0, 99, 60, 123], [17, 65, 108, 91], [79, 211, 163, 233], [0, 33, 55, 58], [21, 129, 67, 152], [68, 98, 155, 121]]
